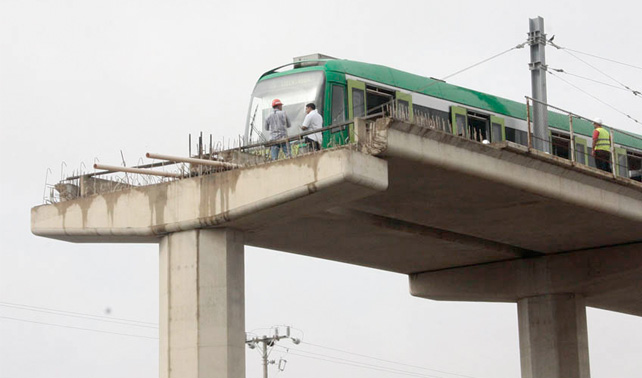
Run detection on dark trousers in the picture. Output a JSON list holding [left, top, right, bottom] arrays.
[[595, 150, 612, 173], [305, 137, 321, 151]]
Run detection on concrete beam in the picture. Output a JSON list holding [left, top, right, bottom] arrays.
[[384, 125, 642, 223], [160, 229, 244, 378], [31, 149, 387, 242], [409, 243, 642, 316]]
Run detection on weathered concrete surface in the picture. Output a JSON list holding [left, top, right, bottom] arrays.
[[31, 149, 388, 242], [32, 117, 642, 378], [160, 229, 244, 378], [32, 118, 642, 314], [409, 243, 642, 316], [518, 294, 590, 378]]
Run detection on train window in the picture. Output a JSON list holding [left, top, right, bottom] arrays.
[[551, 132, 570, 159], [468, 112, 489, 142], [574, 137, 588, 165], [490, 116, 505, 142], [413, 104, 450, 131], [366, 87, 393, 115], [450, 106, 467, 137], [628, 151, 642, 182], [505, 127, 515, 142], [615, 147, 628, 177], [331, 85, 345, 124], [505, 127, 528, 146], [398, 99, 409, 117], [352, 88, 365, 118], [395, 91, 413, 121]]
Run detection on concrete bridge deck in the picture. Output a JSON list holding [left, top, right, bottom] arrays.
[[31, 117, 642, 378]]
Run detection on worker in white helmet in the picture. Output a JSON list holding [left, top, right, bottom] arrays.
[[591, 117, 612, 173]]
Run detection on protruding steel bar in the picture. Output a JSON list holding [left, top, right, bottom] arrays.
[[146, 152, 240, 169], [93, 163, 183, 178]]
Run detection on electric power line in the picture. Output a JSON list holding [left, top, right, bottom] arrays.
[[299, 341, 480, 378], [278, 348, 484, 378], [281, 349, 444, 378], [0, 315, 158, 340], [0, 302, 158, 329]]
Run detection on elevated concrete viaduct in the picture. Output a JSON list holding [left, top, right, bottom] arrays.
[[32, 118, 642, 378]]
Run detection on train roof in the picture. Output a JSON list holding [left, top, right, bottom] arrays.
[[259, 59, 642, 150]]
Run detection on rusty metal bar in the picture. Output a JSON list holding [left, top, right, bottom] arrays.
[[526, 97, 533, 149], [146, 152, 240, 169], [93, 163, 183, 178], [569, 114, 576, 163], [65, 160, 179, 181]]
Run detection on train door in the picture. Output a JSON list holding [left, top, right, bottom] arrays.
[[614, 147, 628, 177], [395, 91, 413, 122], [574, 137, 588, 165], [324, 83, 347, 148], [450, 106, 467, 137], [347, 79, 366, 144], [490, 116, 505, 142]]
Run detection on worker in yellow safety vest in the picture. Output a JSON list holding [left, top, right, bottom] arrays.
[[591, 117, 612, 173]]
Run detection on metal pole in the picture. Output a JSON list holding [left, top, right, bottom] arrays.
[[526, 97, 533, 149], [528, 16, 550, 153], [262, 341, 268, 378], [609, 126, 617, 177], [146, 152, 240, 169], [569, 115, 576, 163], [93, 163, 183, 178]]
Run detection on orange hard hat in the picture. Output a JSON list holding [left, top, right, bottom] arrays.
[[272, 99, 283, 107]]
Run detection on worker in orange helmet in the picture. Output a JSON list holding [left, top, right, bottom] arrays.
[[265, 99, 292, 160]]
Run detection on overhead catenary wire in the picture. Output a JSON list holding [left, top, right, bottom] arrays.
[[0, 315, 158, 340], [337, 40, 530, 125], [548, 67, 631, 92], [547, 69, 642, 125], [440, 40, 529, 82], [549, 43, 642, 71], [549, 41, 642, 97]]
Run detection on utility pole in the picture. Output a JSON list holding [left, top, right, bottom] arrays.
[[246, 326, 301, 378], [528, 16, 550, 153]]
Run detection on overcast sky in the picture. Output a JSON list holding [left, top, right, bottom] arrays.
[[2, 1, 642, 378]]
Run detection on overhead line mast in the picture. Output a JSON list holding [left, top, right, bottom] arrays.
[[528, 16, 550, 153]]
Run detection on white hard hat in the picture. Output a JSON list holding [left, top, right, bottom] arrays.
[[593, 117, 603, 125]]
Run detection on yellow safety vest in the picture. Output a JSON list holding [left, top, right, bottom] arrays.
[[595, 127, 611, 151]]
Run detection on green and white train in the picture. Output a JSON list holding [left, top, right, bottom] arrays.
[[244, 54, 642, 181]]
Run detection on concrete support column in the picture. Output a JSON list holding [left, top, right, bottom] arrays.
[[518, 294, 590, 378], [159, 229, 245, 378]]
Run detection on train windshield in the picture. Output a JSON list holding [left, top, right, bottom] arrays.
[[245, 71, 325, 143]]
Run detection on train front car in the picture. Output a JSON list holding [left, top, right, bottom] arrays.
[[244, 69, 325, 145]]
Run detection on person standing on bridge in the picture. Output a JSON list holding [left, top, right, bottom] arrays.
[[592, 117, 612, 173], [301, 103, 323, 151], [265, 98, 292, 160]]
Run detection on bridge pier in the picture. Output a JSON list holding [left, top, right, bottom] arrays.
[[410, 245, 642, 378], [518, 294, 590, 378], [159, 229, 245, 378]]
